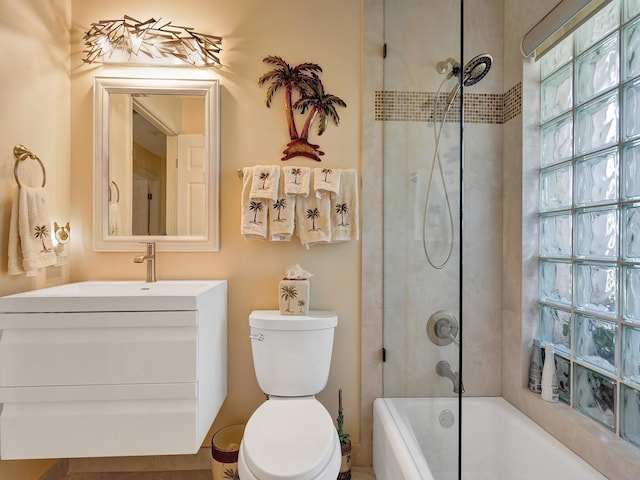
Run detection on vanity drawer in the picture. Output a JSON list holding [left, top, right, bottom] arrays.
[[0, 386, 201, 459], [0, 311, 198, 387]]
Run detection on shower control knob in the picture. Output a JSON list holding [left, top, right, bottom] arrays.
[[426, 310, 459, 346]]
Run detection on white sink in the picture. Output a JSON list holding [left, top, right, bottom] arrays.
[[0, 280, 224, 312], [0, 280, 228, 459]]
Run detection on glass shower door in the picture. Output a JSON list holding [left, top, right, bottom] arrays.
[[382, 0, 463, 479]]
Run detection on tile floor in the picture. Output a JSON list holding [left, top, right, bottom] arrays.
[[62, 466, 376, 479]]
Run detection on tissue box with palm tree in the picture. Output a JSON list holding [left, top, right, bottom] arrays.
[[278, 264, 312, 315]]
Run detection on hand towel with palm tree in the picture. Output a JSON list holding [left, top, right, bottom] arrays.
[[295, 181, 332, 248], [249, 165, 280, 201], [330, 169, 359, 242], [241, 167, 268, 239], [283, 166, 311, 197], [268, 173, 295, 241]]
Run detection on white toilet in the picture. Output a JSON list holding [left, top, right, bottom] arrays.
[[238, 310, 341, 480]]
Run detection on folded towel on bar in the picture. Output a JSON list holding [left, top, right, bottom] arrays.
[[241, 167, 268, 239], [8, 186, 57, 276], [330, 169, 359, 242], [250, 165, 280, 201], [283, 166, 311, 197], [296, 170, 332, 248], [313, 167, 341, 198], [269, 173, 296, 241]]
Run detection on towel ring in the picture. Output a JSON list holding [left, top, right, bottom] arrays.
[[109, 180, 120, 203], [13, 144, 46, 188]]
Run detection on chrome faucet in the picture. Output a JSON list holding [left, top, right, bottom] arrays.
[[133, 242, 156, 283], [436, 360, 465, 394]]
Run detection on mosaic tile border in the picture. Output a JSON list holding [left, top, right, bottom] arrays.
[[503, 82, 522, 123], [375, 82, 522, 124]]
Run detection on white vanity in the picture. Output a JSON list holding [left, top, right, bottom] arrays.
[[0, 280, 227, 459]]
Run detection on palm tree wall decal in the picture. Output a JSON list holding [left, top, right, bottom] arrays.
[[259, 56, 320, 147], [295, 76, 346, 140], [259, 55, 347, 162]]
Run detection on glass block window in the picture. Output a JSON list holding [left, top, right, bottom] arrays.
[[538, 0, 640, 447]]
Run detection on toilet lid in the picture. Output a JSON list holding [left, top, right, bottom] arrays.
[[242, 398, 338, 480]]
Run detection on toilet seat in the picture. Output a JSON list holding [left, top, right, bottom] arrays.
[[240, 397, 340, 480]]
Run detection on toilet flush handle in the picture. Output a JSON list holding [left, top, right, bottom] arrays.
[[249, 333, 264, 341]]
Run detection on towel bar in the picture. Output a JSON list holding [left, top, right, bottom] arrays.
[[13, 144, 46, 188], [236, 167, 361, 184]]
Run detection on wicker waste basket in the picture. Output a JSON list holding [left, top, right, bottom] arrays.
[[211, 424, 245, 480]]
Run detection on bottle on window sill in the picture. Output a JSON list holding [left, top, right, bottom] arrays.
[[528, 338, 542, 394], [541, 343, 559, 403]]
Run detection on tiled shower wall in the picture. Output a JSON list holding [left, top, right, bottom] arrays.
[[375, 82, 522, 124]]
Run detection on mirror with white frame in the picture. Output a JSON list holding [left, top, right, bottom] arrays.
[[93, 76, 220, 251]]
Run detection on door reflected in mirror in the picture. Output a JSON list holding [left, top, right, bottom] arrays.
[[111, 93, 206, 237], [94, 77, 220, 251]]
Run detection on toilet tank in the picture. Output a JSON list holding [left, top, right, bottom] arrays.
[[249, 310, 337, 396]]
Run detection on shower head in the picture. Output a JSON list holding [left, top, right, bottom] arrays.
[[458, 54, 493, 87], [443, 53, 493, 109]]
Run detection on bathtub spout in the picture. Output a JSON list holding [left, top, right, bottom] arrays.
[[436, 360, 465, 394]]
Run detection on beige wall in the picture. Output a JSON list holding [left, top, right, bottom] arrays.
[[0, 0, 71, 297], [0, 0, 71, 478], [0, 1, 361, 478], [69, 0, 362, 452]]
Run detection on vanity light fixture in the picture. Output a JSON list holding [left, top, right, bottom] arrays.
[[83, 15, 222, 67]]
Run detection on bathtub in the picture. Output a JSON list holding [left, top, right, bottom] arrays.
[[373, 397, 606, 480]]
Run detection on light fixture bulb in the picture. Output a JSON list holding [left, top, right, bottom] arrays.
[[96, 35, 112, 55]]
